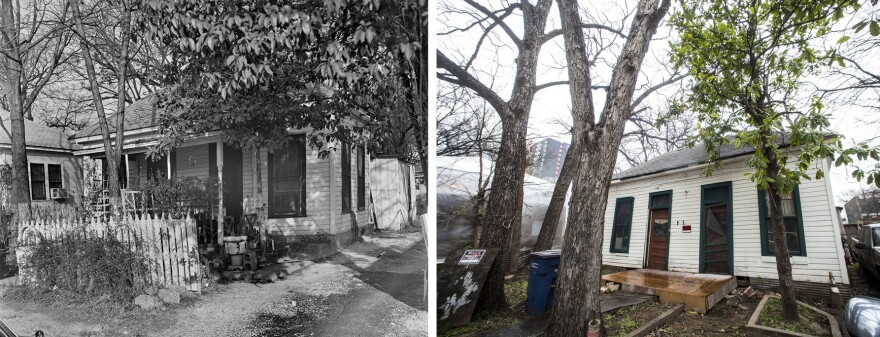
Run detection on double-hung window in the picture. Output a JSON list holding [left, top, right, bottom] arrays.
[[341, 143, 351, 214], [30, 163, 62, 200], [757, 187, 806, 256], [268, 136, 307, 218], [357, 146, 365, 211], [610, 197, 635, 253]]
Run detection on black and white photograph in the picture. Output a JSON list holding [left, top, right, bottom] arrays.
[[0, 0, 427, 336]]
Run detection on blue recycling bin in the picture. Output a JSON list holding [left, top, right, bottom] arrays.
[[526, 250, 561, 315]]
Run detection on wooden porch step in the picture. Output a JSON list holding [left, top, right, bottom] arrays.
[[602, 269, 736, 314]]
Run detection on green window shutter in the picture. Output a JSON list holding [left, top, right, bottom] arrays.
[[757, 186, 806, 257], [610, 197, 635, 253]]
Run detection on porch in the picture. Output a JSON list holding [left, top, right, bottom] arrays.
[[84, 140, 254, 251], [601, 269, 736, 313]]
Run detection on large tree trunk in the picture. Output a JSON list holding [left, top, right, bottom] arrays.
[[765, 147, 799, 321], [71, 0, 125, 210], [0, 0, 31, 218], [534, 136, 578, 252], [112, 0, 131, 202], [508, 165, 525, 273], [476, 112, 528, 312], [546, 0, 669, 335], [465, 0, 554, 313]]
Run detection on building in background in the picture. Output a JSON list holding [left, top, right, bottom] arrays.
[[843, 188, 880, 225], [530, 138, 570, 181]]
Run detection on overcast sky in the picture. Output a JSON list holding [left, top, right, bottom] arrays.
[[437, 0, 880, 206]]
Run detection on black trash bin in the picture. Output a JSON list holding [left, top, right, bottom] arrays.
[[526, 249, 561, 315]]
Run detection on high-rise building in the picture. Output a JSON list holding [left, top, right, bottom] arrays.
[[531, 138, 570, 181]]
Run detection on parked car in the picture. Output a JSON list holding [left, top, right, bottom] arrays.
[[845, 296, 880, 337], [850, 224, 880, 280]]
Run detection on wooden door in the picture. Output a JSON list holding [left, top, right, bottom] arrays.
[[646, 209, 670, 270], [700, 182, 733, 275]]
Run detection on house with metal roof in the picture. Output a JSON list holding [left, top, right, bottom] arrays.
[[599, 140, 850, 298], [0, 110, 83, 208], [69, 96, 372, 249]]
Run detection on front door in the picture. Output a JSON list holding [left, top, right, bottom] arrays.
[[701, 182, 733, 274], [223, 146, 244, 226], [646, 209, 670, 270]]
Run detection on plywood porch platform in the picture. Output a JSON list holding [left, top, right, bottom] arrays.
[[602, 269, 736, 313]]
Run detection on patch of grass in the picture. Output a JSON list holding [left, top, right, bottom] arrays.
[[848, 263, 860, 274], [437, 312, 519, 337], [504, 279, 528, 307], [757, 297, 830, 336], [603, 300, 675, 337], [619, 317, 638, 330]]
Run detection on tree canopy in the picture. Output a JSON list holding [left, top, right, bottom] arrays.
[[668, 0, 860, 320], [141, 0, 426, 159]]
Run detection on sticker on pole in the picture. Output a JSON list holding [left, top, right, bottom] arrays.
[[458, 249, 486, 265]]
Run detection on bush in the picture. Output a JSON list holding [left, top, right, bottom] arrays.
[[135, 176, 219, 217], [13, 224, 153, 303]]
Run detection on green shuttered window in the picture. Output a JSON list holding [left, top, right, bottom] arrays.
[[757, 186, 806, 256], [610, 197, 635, 253]]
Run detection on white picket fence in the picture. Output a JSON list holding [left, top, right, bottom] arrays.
[[16, 214, 202, 293]]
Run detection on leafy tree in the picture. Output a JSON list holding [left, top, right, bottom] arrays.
[[139, 0, 427, 176], [668, 0, 858, 320]]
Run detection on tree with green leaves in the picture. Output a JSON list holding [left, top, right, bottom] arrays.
[[668, 0, 859, 321]]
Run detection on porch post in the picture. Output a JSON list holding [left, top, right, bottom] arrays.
[[124, 153, 130, 187], [217, 141, 224, 244], [252, 151, 258, 200], [329, 144, 336, 235], [166, 152, 171, 179]]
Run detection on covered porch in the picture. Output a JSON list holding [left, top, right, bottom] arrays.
[[602, 269, 736, 313], [81, 135, 247, 250]]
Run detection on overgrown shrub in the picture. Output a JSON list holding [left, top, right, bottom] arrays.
[[135, 176, 219, 217], [15, 225, 153, 302]]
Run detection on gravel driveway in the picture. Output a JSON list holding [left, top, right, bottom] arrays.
[[0, 229, 427, 337]]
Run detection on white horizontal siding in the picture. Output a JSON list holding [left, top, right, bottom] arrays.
[[0, 150, 84, 207], [243, 139, 339, 237], [602, 157, 848, 284], [333, 145, 372, 234]]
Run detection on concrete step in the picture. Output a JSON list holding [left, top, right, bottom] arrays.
[[220, 260, 313, 282]]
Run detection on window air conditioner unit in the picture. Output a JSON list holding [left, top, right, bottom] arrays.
[[50, 188, 68, 200]]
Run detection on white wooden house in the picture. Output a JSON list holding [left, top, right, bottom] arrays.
[[601, 141, 850, 295], [0, 110, 83, 208], [69, 96, 372, 248]]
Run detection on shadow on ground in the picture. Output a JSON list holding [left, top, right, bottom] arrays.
[[327, 233, 427, 311]]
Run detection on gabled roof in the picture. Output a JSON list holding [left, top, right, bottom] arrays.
[[613, 142, 757, 180], [0, 110, 73, 150], [72, 95, 163, 139], [613, 134, 803, 181]]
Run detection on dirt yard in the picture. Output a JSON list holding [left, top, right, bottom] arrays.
[[0, 228, 427, 337]]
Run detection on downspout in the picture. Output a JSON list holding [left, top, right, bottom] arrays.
[[329, 143, 336, 236]]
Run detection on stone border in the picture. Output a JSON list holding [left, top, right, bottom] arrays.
[[746, 294, 842, 337], [624, 304, 684, 337]]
